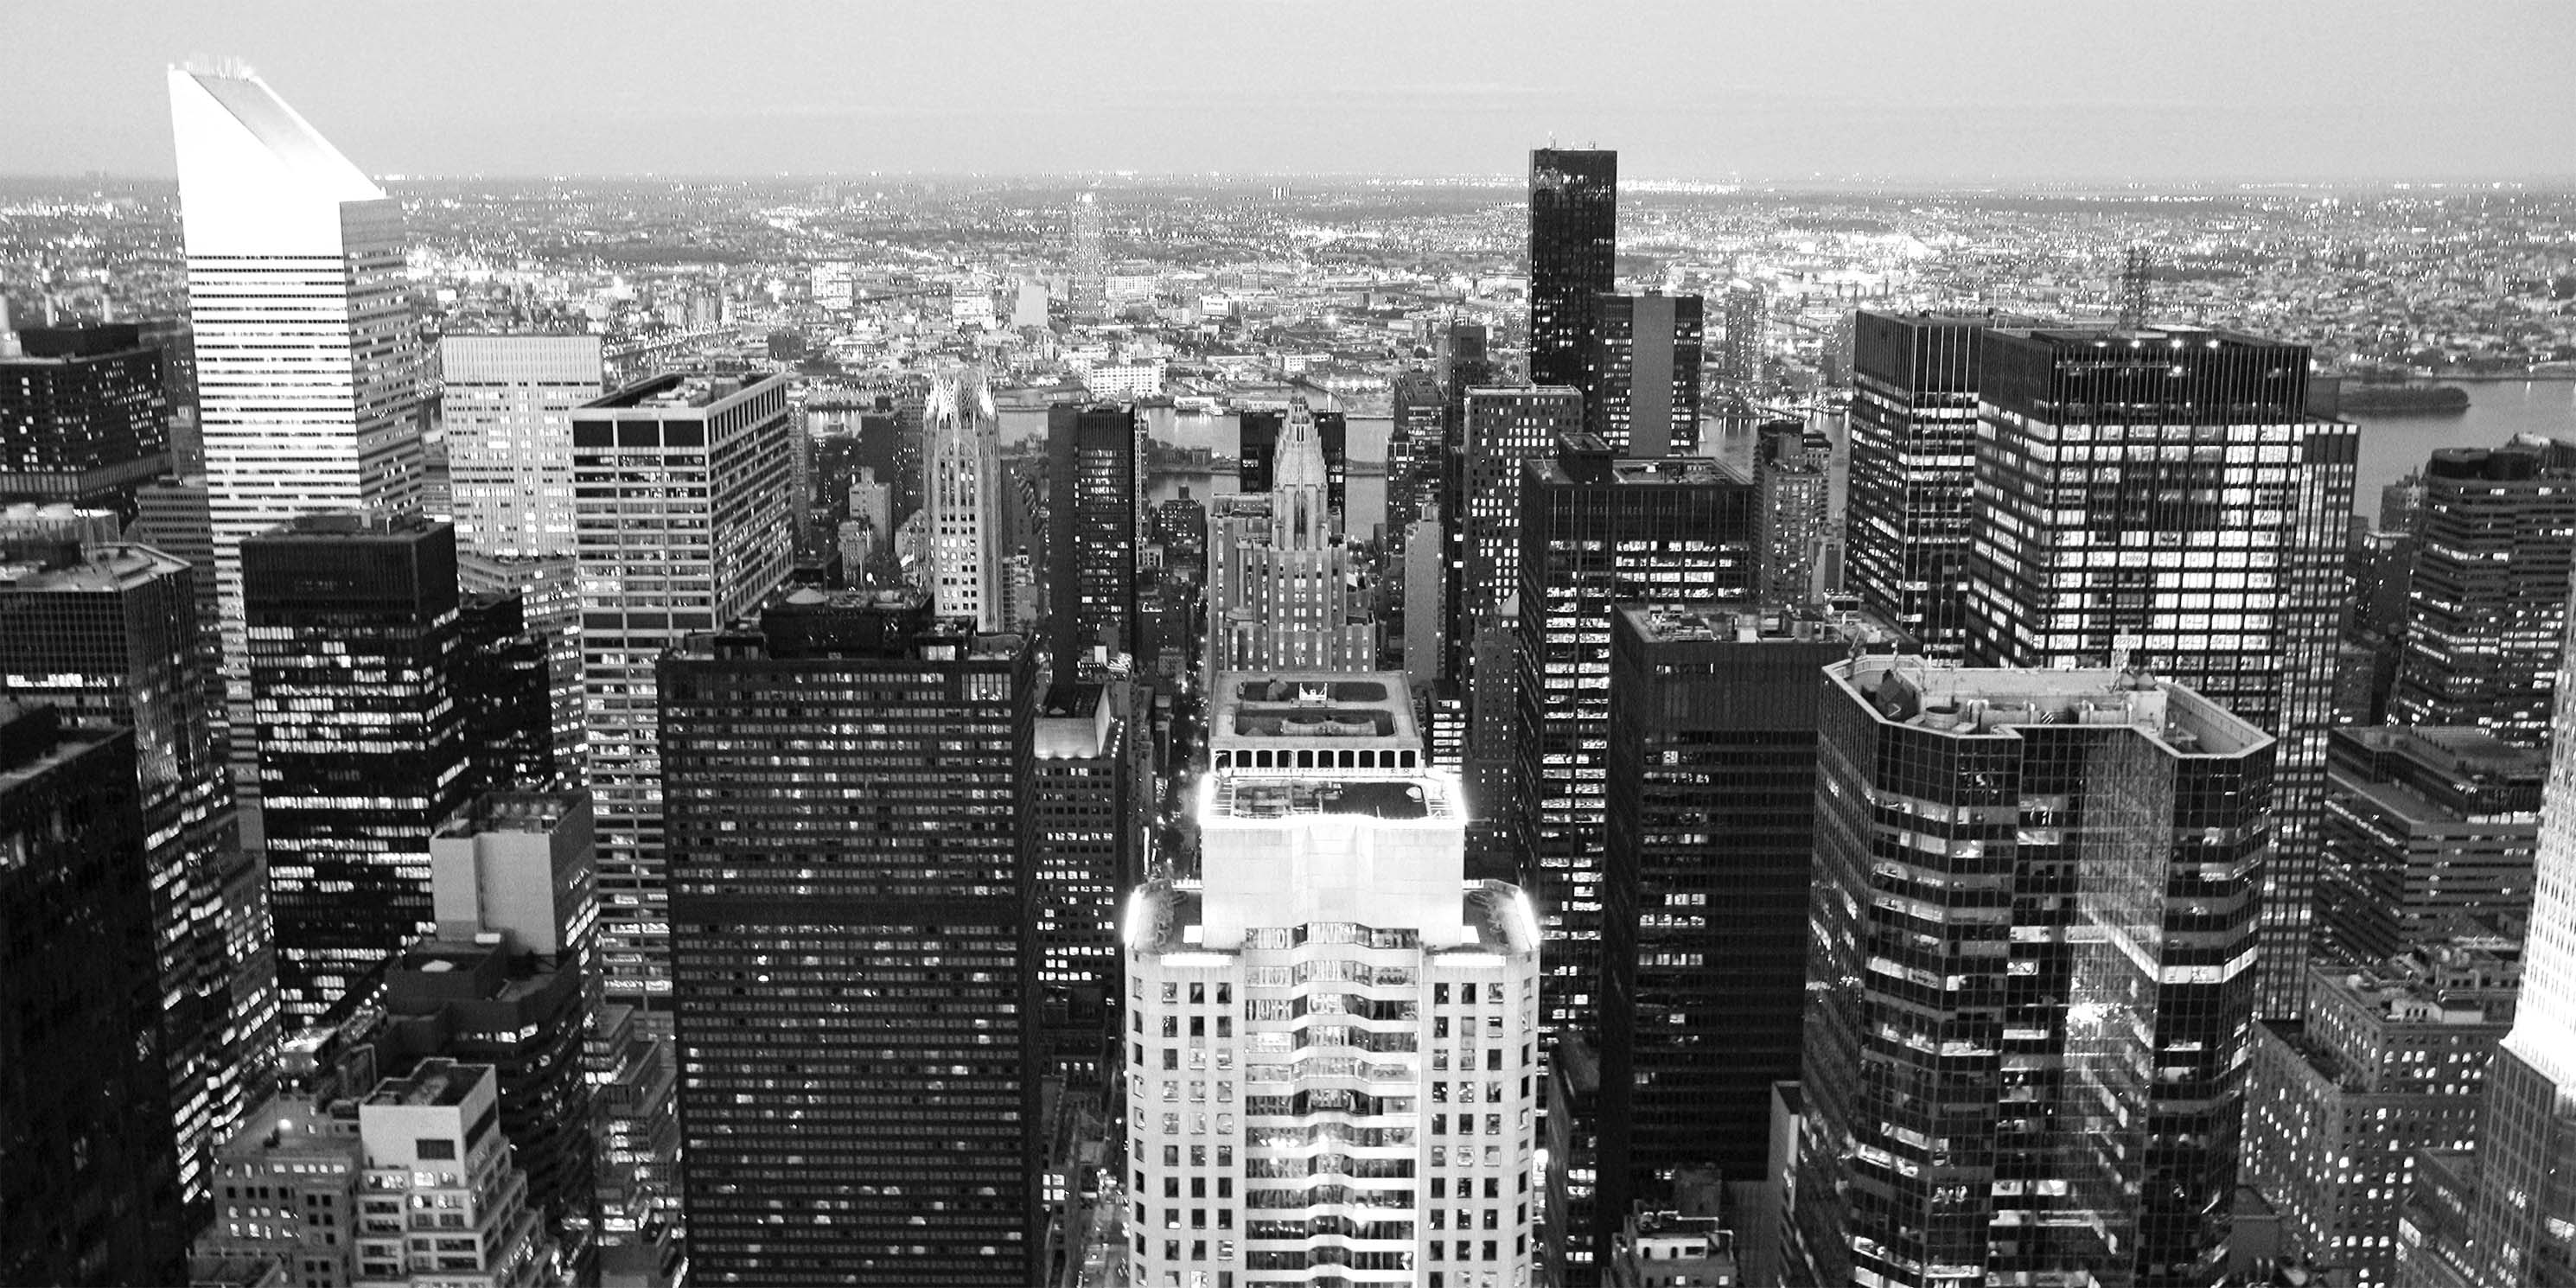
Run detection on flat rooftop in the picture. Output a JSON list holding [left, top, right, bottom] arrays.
[[1622, 602, 1911, 650], [1130, 877, 1536, 957], [583, 372, 777, 412], [364, 1058, 483, 1109], [1211, 671, 1421, 756], [0, 544, 190, 593], [438, 789, 583, 838], [1831, 657, 2269, 758], [1215, 777, 1439, 821]]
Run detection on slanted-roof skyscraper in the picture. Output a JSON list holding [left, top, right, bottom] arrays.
[[1528, 149, 1617, 395], [168, 65, 424, 734]]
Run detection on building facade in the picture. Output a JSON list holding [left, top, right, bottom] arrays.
[[1587, 292, 1702, 457], [1047, 401, 1139, 679], [925, 365, 1006, 629], [437, 334, 605, 564], [1528, 149, 1617, 395], [1846, 311, 1990, 657], [2317, 725, 2542, 967], [2386, 439, 2576, 748], [1207, 401, 1374, 681], [0, 322, 175, 521], [1456, 386, 1584, 819]]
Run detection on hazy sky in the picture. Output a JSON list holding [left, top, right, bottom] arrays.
[[5, 0, 2572, 182]]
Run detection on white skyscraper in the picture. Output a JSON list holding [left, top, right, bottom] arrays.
[[168, 64, 424, 722], [1125, 671, 1541, 1288], [441, 334, 605, 561], [923, 366, 1004, 630]]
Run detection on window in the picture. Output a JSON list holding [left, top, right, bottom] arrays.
[[414, 1139, 456, 1161]]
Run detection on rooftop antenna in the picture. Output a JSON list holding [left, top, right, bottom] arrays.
[[2115, 245, 2154, 329]]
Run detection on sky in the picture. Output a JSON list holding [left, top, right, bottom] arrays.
[[4, 0, 2573, 183]]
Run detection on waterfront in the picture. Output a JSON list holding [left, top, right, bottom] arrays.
[[2346, 379, 2576, 500]]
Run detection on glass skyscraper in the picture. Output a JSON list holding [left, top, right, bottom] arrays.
[[1527, 149, 1617, 395]]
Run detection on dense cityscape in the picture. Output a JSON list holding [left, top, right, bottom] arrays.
[[0, 28, 2573, 1288]]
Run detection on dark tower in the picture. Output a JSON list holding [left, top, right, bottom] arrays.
[[1046, 402, 1139, 679], [1527, 149, 1618, 394]]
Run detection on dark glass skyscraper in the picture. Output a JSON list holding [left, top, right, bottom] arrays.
[[2386, 439, 2576, 748], [1587, 291, 1702, 456], [457, 589, 556, 796], [1030, 680, 1133, 1087], [1847, 311, 1991, 657], [1457, 386, 1584, 819], [0, 322, 175, 522], [662, 590, 1042, 1285], [1789, 660, 2272, 1288], [244, 511, 469, 1021], [1527, 149, 1617, 394], [0, 705, 182, 1285], [1961, 325, 2355, 1020], [1047, 401, 1139, 678]]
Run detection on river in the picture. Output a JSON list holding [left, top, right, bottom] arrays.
[[2343, 380, 2576, 503]]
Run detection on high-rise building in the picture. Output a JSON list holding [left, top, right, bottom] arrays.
[[2317, 725, 2542, 967], [925, 365, 1005, 629], [1456, 385, 1583, 817], [1597, 604, 1907, 1260], [0, 541, 265, 1221], [1787, 660, 2273, 1288], [169, 66, 425, 736], [2241, 947, 2516, 1288], [437, 334, 605, 563], [570, 372, 794, 1016], [1511, 443, 1759, 1030], [1239, 405, 1349, 519], [1587, 291, 1703, 456], [1961, 324, 2356, 1019], [1033, 681, 1136, 1087], [245, 512, 469, 1022], [661, 589, 1043, 1285], [1387, 368, 1446, 532], [1047, 401, 1138, 679], [1528, 148, 1617, 394], [1126, 671, 1541, 1288], [456, 590, 555, 795], [0, 322, 175, 522], [1756, 421, 1833, 604], [131, 471, 222, 673], [1207, 400, 1374, 679], [460, 550, 583, 771], [1069, 192, 1108, 323], [1846, 311, 1991, 656], [1718, 281, 1765, 389], [0, 705, 184, 1285], [2387, 440, 2576, 748]]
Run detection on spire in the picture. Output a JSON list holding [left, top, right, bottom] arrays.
[[1274, 399, 1328, 494], [1269, 399, 1331, 551]]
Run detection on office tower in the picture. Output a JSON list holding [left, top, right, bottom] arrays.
[[2317, 725, 2542, 968], [245, 512, 468, 1021], [2387, 440, 2576, 747], [0, 542, 265, 1221], [1588, 291, 1703, 456], [1788, 660, 2272, 1288], [169, 66, 425, 729], [0, 705, 184, 1285], [136, 313, 204, 474], [1847, 311, 1990, 656], [1151, 491, 1208, 573], [1126, 671, 1540, 1288], [0, 322, 175, 521], [570, 372, 794, 1015], [1961, 325, 2356, 1020], [661, 590, 1042, 1285], [131, 472, 221, 658], [1207, 401, 1374, 679], [456, 590, 555, 795], [1456, 386, 1584, 815], [2241, 947, 2516, 1288], [461, 550, 583, 770], [1387, 368, 1446, 531], [1070, 191, 1108, 323], [1513, 440, 1757, 1034], [1034, 681, 1135, 1087], [1528, 148, 1617, 393], [194, 1060, 554, 1288], [924, 365, 1005, 629], [1404, 515, 1447, 685], [1756, 421, 1833, 604], [437, 334, 605, 562], [1047, 401, 1138, 679], [1239, 405, 1349, 519], [1596, 604, 1906, 1262], [1718, 281, 1765, 388]]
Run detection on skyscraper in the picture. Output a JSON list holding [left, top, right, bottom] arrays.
[[1032, 680, 1136, 1087], [1597, 604, 1907, 1259], [0, 322, 175, 522], [1528, 148, 1617, 394], [1047, 401, 1139, 679], [2315, 725, 2541, 968], [1069, 191, 1108, 323], [1126, 671, 1540, 1288], [1206, 401, 1374, 679], [244, 512, 468, 1022], [1587, 291, 1703, 456], [662, 589, 1042, 1285], [1846, 311, 1991, 657], [0, 705, 183, 1286], [1755, 421, 1834, 604], [1456, 385, 1584, 818], [570, 372, 794, 1016], [924, 365, 1005, 629], [1961, 324, 2356, 1019], [1511, 440, 1758, 1037], [2387, 439, 2576, 748], [1719, 280, 1765, 390], [456, 590, 556, 795], [437, 334, 605, 563], [1239, 405, 1349, 519], [0, 541, 263, 1221], [1789, 660, 2272, 1288], [169, 65, 424, 730]]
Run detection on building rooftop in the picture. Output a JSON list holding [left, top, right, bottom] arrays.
[[1620, 603, 1910, 651], [582, 371, 778, 412], [248, 510, 444, 543], [1999, 323, 2299, 352], [363, 1058, 481, 1110], [0, 542, 190, 593], [1127, 877, 1538, 958], [1830, 657, 2270, 758], [1211, 671, 1420, 755], [437, 789, 583, 838], [223, 1094, 360, 1161]]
